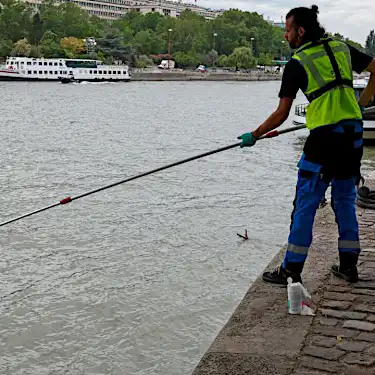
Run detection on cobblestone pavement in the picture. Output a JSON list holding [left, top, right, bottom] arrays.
[[292, 203, 375, 375]]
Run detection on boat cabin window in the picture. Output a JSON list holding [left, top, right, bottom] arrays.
[[44, 62, 47, 66], [66, 60, 97, 69], [27, 70, 31, 74], [39, 70, 42, 74], [39, 62, 42, 65], [108, 71, 112, 74], [93, 70, 97, 74], [27, 62, 31, 65], [98, 70, 102, 74], [33, 61, 37, 65], [103, 71, 107, 74], [34, 71, 37, 74], [54, 62, 57, 66], [59, 63, 63, 66], [44, 71, 48, 74], [89, 70, 92, 74], [49, 62, 52, 66]]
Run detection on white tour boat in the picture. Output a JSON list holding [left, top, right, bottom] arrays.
[[293, 77, 375, 142], [0, 57, 131, 83]]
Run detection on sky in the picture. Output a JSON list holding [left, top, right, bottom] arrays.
[[200, 0, 375, 45]]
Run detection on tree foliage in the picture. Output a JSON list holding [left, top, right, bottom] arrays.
[[365, 30, 375, 56], [60, 37, 85, 57], [0, 0, 370, 68]]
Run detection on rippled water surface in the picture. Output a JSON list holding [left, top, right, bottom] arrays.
[[1, 81, 374, 375]]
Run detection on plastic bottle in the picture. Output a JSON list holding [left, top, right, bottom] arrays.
[[287, 277, 303, 314]]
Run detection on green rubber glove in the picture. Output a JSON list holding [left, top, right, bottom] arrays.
[[237, 132, 257, 148]]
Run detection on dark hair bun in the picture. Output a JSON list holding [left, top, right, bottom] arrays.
[[311, 5, 319, 14]]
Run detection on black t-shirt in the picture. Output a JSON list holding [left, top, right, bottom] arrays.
[[278, 43, 373, 99]]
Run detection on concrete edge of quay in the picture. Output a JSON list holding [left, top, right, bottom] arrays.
[[130, 72, 282, 81], [191, 175, 375, 375]]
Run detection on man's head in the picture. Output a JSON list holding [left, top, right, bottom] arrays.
[[284, 5, 327, 49]]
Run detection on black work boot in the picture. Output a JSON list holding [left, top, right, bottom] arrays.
[[331, 252, 359, 283], [263, 264, 302, 285]]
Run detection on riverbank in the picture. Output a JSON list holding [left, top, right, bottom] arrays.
[[192, 176, 375, 375], [131, 71, 282, 81]]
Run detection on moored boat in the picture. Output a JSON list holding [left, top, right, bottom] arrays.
[[0, 57, 131, 82]]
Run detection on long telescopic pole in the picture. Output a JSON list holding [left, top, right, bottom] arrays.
[[0, 124, 306, 228]]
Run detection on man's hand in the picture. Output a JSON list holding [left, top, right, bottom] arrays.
[[237, 132, 257, 148]]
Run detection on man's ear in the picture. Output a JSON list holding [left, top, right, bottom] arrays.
[[298, 27, 306, 38]]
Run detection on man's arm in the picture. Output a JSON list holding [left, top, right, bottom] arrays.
[[252, 98, 294, 139], [359, 59, 375, 107]]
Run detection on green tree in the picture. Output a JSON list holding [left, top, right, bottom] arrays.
[[135, 54, 153, 68], [11, 38, 31, 56], [0, 39, 14, 58], [173, 51, 200, 68], [60, 36, 85, 57], [217, 54, 228, 67], [0, 0, 32, 42], [97, 50, 105, 61], [29, 45, 41, 57], [29, 12, 44, 45], [39, 30, 64, 57], [96, 32, 134, 64], [365, 30, 375, 56], [257, 52, 273, 66], [227, 46, 256, 69]]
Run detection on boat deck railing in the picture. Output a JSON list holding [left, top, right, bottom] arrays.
[[295, 103, 308, 116]]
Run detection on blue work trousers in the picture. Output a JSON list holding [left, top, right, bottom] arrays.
[[282, 120, 362, 272]]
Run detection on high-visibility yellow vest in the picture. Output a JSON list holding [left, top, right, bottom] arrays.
[[292, 38, 362, 130]]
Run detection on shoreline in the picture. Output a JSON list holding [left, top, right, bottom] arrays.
[[192, 176, 375, 375], [130, 71, 282, 82]]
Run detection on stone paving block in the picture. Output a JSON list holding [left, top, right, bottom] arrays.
[[310, 335, 338, 348], [352, 289, 375, 296], [319, 317, 339, 326], [363, 262, 375, 269], [353, 283, 375, 290], [356, 332, 375, 342], [321, 300, 352, 310], [346, 366, 375, 375], [313, 326, 358, 338], [299, 356, 344, 373], [326, 285, 353, 293], [362, 248, 375, 253], [352, 304, 375, 314], [343, 320, 375, 332], [292, 370, 331, 375], [303, 346, 346, 360], [324, 292, 357, 301], [338, 340, 370, 352], [355, 295, 375, 305], [330, 278, 352, 286], [321, 309, 367, 320], [343, 352, 375, 366], [366, 315, 375, 322]]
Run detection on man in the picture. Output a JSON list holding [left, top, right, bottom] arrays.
[[237, 5, 375, 284]]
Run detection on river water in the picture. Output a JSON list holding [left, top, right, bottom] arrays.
[[0, 81, 374, 375]]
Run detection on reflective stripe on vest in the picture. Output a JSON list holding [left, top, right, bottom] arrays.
[[292, 38, 362, 130]]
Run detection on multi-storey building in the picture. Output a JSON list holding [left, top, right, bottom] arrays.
[[26, 0, 224, 20]]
